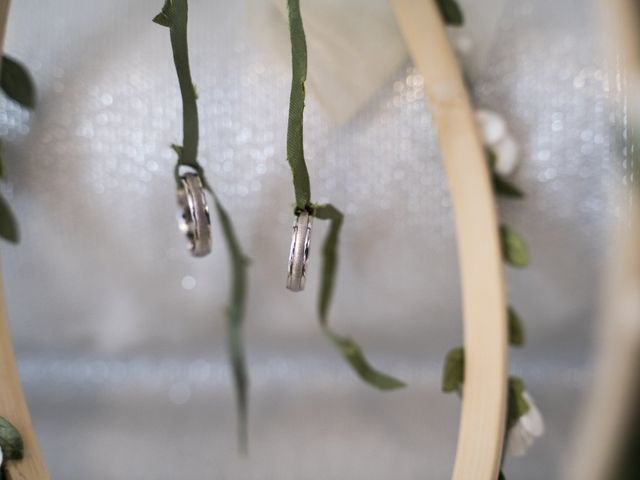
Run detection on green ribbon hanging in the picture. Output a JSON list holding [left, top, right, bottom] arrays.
[[286, 0, 405, 391], [154, 0, 251, 453]]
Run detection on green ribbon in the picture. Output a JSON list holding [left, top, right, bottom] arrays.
[[286, 0, 312, 211], [154, 0, 250, 453], [287, 0, 405, 391], [314, 204, 406, 390]]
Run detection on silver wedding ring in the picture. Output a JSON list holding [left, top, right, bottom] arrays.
[[177, 172, 212, 257], [287, 211, 312, 292]]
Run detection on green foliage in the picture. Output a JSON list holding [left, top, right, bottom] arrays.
[[0, 417, 23, 461], [0, 193, 18, 243], [435, 0, 464, 26], [1, 56, 35, 109], [508, 306, 525, 347], [500, 224, 529, 267], [507, 376, 530, 430], [442, 347, 464, 393]]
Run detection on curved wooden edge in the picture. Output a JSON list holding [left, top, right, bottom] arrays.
[[389, 1, 508, 479], [0, 288, 49, 480], [564, 1, 640, 479], [0, 0, 49, 478]]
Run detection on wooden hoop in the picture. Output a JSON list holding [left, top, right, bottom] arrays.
[[389, 1, 508, 479]]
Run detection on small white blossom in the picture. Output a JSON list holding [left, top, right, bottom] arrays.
[[506, 391, 545, 457], [475, 109, 521, 177], [492, 135, 520, 177]]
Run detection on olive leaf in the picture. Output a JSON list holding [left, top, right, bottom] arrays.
[[315, 204, 405, 390], [155, 0, 250, 453], [500, 224, 529, 267], [435, 0, 464, 26], [1, 56, 35, 109], [442, 347, 464, 393], [508, 306, 525, 347], [0, 417, 24, 461], [507, 376, 530, 431]]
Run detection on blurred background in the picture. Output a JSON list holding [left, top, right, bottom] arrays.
[[0, 0, 626, 478]]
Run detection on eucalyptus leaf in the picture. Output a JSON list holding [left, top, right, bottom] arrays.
[[0, 417, 23, 461], [500, 224, 529, 267], [314, 204, 405, 390], [508, 306, 525, 347], [286, 0, 312, 211], [1, 56, 35, 109], [0, 193, 18, 243], [507, 376, 530, 430], [435, 0, 464, 26], [156, 0, 250, 452], [442, 347, 464, 393]]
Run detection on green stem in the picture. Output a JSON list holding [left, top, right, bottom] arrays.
[[154, 0, 250, 452]]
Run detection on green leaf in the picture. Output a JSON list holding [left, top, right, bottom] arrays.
[[0, 193, 18, 243], [508, 306, 525, 347], [442, 347, 464, 393], [0, 417, 24, 461], [1, 56, 35, 109], [314, 204, 405, 390], [500, 224, 529, 267], [486, 148, 524, 199], [435, 0, 464, 26], [493, 174, 524, 199], [286, 0, 312, 211], [499, 470, 506, 480], [507, 376, 530, 430], [328, 333, 406, 390], [152, 0, 173, 27]]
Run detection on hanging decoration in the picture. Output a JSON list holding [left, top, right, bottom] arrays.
[[285, 0, 405, 391], [153, 0, 251, 452]]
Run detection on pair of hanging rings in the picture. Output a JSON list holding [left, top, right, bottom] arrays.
[[175, 169, 311, 292]]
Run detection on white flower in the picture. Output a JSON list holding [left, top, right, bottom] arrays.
[[0, 444, 4, 468], [506, 391, 545, 457], [475, 109, 521, 177]]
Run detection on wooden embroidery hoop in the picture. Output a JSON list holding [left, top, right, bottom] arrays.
[[0, 0, 49, 478], [565, 0, 640, 478], [389, 1, 508, 479], [0, 1, 508, 478]]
